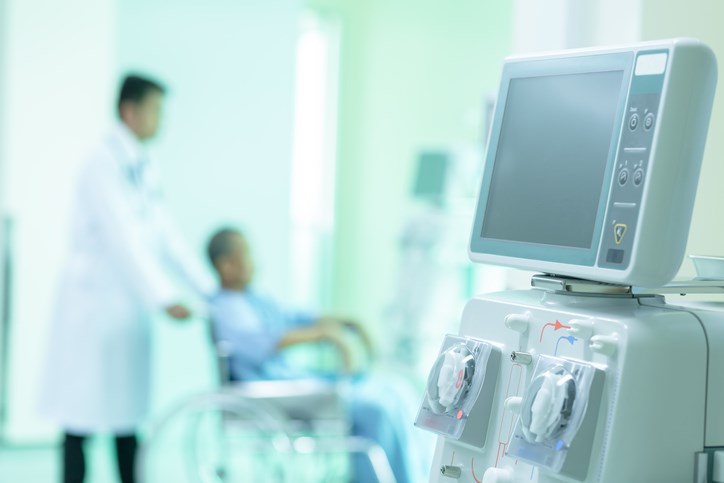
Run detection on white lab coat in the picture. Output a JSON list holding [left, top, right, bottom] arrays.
[[40, 123, 215, 433]]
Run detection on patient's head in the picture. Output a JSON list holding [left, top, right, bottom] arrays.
[[207, 228, 254, 290]]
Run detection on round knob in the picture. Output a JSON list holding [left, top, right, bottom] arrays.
[[504, 396, 523, 414], [482, 467, 514, 483], [644, 112, 655, 131], [628, 112, 639, 130], [568, 319, 594, 340], [589, 334, 619, 356], [505, 313, 530, 333]]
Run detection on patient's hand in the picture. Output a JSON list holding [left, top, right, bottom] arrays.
[[315, 325, 354, 373], [343, 319, 374, 359], [277, 325, 354, 373], [319, 316, 375, 360]]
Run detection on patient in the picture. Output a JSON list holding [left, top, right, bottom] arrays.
[[207, 227, 415, 483]]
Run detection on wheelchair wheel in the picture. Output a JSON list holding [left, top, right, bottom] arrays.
[[137, 388, 293, 483]]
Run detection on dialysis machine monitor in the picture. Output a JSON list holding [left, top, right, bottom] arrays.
[[469, 38, 717, 287]]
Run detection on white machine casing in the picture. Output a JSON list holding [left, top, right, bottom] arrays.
[[422, 290, 724, 482], [468, 38, 717, 287], [417, 38, 724, 483]]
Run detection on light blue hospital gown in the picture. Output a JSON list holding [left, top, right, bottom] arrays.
[[210, 289, 415, 483]]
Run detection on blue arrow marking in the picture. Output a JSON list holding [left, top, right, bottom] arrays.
[[554, 335, 577, 356]]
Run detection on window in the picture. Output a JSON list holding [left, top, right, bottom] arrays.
[[289, 13, 340, 308]]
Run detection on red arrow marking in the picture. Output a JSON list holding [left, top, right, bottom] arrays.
[[455, 369, 464, 389], [539, 319, 571, 343]]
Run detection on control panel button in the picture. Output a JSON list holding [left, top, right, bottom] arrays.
[[628, 113, 639, 130], [633, 168, 644, 186], [618, 169, 629, 186], [606, 248, 624, 264], [644, 112, 655, 131], [628, 112, 639, 131], [614, 223, 627, 245]]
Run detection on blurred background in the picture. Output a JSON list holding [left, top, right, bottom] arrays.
[[1, 0, 723, 480]]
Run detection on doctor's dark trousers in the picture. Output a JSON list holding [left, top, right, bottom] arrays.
[[63, 432, 137, 483]]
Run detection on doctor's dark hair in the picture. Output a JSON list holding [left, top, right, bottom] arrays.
[[117, 74, 166, 116], [207, 227, 244, 267]]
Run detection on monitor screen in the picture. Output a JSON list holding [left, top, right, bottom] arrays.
[[469, 40, 717, 286], [481, 70, 624, 249]]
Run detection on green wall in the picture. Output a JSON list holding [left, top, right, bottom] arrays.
[[642, 1, 724, 277], [2, 0, 117, 441], [117, 0, 301, 421], [309, 0, 514, 335]]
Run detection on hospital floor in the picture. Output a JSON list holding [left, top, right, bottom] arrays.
[[1, 378, 436, 481], [0, 437, 425, 482], [1, 435, 261, 482], [0, 438, 294, 482], [0, 439, 174, 482]]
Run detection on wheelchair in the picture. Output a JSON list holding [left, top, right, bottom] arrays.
[[136, 320, 396, 483]]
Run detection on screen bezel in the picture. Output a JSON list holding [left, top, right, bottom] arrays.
[[470, 52, 634, 266]]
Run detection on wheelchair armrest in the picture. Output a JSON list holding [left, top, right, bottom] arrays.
[[226, 379, 344, 423]]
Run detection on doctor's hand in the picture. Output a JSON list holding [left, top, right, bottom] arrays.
[[165, 304, 192, 320]]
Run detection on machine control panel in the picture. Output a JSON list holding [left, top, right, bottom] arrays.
[[598, 51, 664, 270], [415, 335, 501, 447]]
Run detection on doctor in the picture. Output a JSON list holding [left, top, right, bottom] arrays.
[[40, 74, 215, 483]]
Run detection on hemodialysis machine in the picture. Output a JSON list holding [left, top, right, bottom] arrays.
[[415, 39, 724, 482]]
